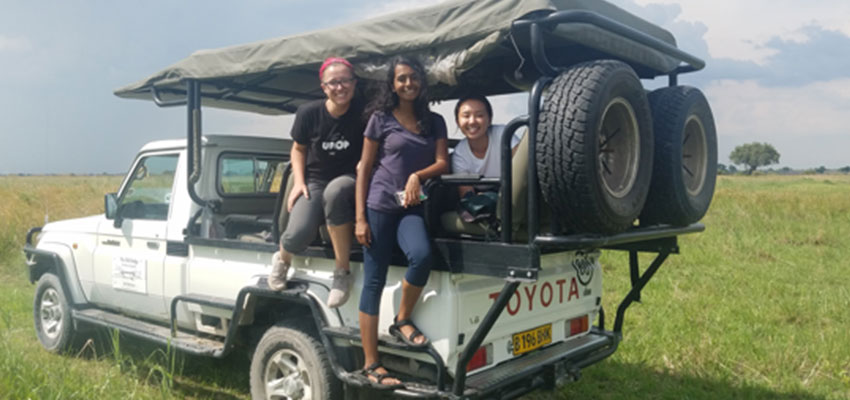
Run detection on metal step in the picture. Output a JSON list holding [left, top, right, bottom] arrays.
[[73, 308, 225, 357], [322, 326, 433, 353], [178, 293, 236, 309], [323, 325, 450, 392]]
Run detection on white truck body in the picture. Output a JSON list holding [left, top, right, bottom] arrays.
[[29, 135, 603, 384]]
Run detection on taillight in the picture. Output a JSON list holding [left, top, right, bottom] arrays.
[[466, 344, 492, 372], [567, 315, 589, 337]]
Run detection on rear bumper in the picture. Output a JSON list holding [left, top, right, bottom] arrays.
[[466, 328, 617, 399], [395, 327, 619, 399]]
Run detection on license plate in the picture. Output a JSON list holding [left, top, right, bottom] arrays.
[[511, 324, 552, 356]]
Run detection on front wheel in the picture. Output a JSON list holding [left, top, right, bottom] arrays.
[[250, 323, 341, 400], [33, 273, 75, 353]]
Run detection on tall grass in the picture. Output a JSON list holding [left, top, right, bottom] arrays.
[[550, 175, 850, 399], [0, 176, 242, 399], [0, 176, 121, 267], [2, 175, 850, 399]]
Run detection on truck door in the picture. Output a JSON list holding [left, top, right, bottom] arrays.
[[91, 152, 179, 320]]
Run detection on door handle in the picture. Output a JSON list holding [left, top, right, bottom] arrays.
[[101, 240, 120, 246], [147, 242, 160, 250]]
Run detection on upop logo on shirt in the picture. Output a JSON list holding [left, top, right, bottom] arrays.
[[322, 137, 350, 154]]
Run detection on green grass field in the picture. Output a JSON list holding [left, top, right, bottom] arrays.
[[1, 175, 849, 399]]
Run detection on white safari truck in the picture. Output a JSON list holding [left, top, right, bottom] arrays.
[[24, 0, 717, 399]]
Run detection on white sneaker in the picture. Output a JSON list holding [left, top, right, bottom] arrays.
[[268, 251, 290, 291], [327, 268, 353, 308]]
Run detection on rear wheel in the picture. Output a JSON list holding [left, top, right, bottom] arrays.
[[250, 323, 341, 400], [33, 273, 75, 353], [537, 60, 653, 234], [640, 86, 717, 225]]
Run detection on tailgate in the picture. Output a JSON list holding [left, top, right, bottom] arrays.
[[452, 250, 601, 374]]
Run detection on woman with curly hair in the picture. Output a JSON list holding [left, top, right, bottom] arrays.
[[354, 55, 449, 387]]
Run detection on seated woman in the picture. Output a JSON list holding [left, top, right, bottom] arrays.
[[270, 57, 364, 309], [354, 56, 449, 387], [451, 94, 523, 220]]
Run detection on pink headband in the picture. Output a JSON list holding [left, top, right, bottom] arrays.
[[319, 57, 354, 79]]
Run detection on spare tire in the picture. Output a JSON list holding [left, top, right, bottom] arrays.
[[640, 86, 717, 226], [537, 60, 653, 234]]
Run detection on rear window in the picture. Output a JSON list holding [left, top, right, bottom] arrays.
[[218, 153, 287, 196]]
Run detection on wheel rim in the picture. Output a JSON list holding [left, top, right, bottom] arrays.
[[682, 115, 708, 196], [264, 349, 313, 400], [39, 288, 64, 340], [598, 97, 640, 199]]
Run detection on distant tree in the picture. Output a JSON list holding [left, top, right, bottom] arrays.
[[780, 167, 792, 174], [814, 166, 827, 174], [839, 166, 850, 174], [728, 165, 738, 174], [729, 142, 780, 175], [717, 163, 728, 175]]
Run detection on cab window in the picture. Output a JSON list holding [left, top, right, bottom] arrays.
[[119, 154, 179, 220]]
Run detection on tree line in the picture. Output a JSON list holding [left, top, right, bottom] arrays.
[[722, 142, 850, 175]]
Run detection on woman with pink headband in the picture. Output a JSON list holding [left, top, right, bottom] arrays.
[[270, 57, 363, 309]]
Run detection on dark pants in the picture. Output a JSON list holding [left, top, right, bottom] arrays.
[[359, 207, 432, 315]]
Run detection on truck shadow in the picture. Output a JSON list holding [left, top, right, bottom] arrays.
[[76, 328, 824, 400], [76, 328, 250, 399], [522, 359, 823, 400]]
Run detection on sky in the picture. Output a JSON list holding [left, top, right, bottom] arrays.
[[1, 0, 849, 174]]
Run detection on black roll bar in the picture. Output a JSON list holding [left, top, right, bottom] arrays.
[[186, 80, 207, 208], [499, 115, 529, 243], [529, 22, 559, 77], [525, 77, 553, 243], [152, 86, 188, 107], [514, 10, 706, 79], [614, 250, 669, 334]]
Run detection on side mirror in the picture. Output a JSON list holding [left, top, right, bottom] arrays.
[[104, 193, 122, 228]]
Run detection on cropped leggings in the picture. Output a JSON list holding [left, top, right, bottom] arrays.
[[359, 207, 432, 315], [281, 174, 355, 253]]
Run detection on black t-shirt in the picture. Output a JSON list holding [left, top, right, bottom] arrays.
[[289, 99, 365, 183]]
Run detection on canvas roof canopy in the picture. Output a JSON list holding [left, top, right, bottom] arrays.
[[114, 0, 700, 116]]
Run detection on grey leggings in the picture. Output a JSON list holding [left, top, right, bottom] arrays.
[[281, 174, 355, 253]]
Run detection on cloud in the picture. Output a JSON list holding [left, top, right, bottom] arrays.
[[690, 25, 850, 88], [707, 78, 850, 167], [610, 1, 850, 89], [0, 34, 32, 52], [757, 25, 850, 86]]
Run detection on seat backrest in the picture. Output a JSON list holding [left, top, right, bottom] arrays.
[[501, 128, 529, 239]]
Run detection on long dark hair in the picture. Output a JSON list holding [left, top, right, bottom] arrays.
[[365, 55, 432, 135]]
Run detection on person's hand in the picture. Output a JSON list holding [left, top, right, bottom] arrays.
[[403, 173, 422, 207], [287, 182, 309, 212], [355, 219, 371, 247]]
